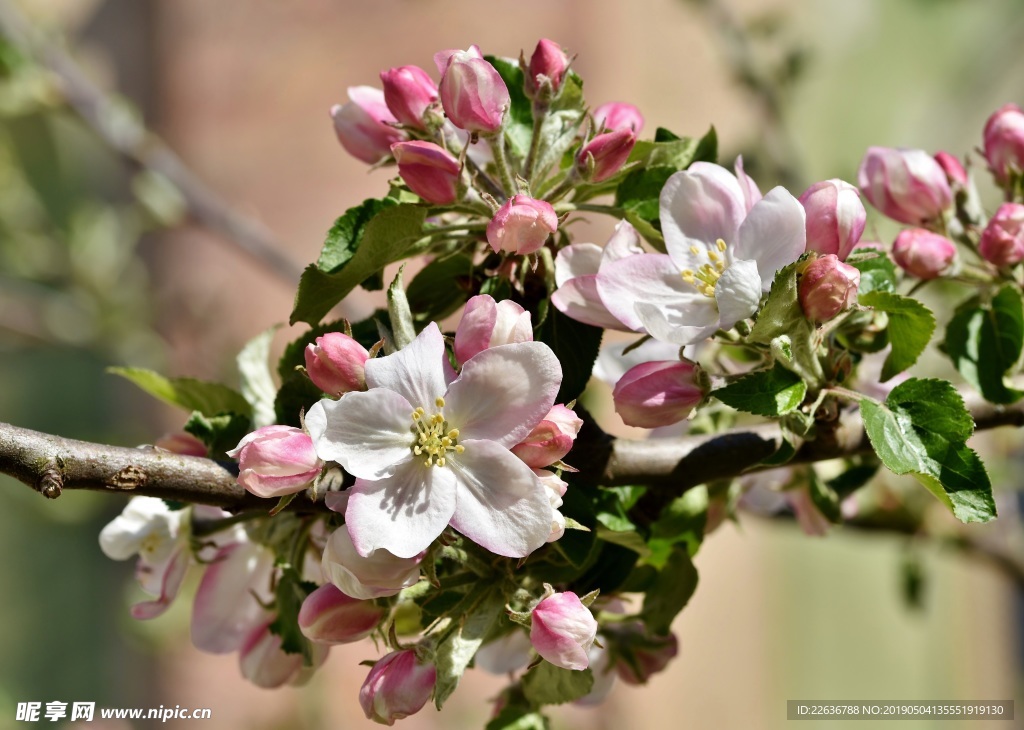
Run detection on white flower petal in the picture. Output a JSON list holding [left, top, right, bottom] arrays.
[[634, 299, 720, 346], [597, 253, 691, 332], [306, 392, 414, 480], [448, 440, 552, 558], [554, 243, 603, 287], [734, 186, 806, 290], [345, 460, 457, 559], [660, 164, 746, 270], [365, 322, 451, 408], [715, 259, 763, 330], [551, 275, 631, 330], [444, 342, 560, 448], [191, 542, 275, 654], [602, 220, 644, 262]]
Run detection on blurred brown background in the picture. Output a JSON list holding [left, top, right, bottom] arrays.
[[1, 0, 1023, 728]]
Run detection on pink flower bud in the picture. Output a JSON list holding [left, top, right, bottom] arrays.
[[593, 102, 645, 133], [486, 194, 559, 255], [979, 203, 1024, 267], [983, 104, 1024, 185], [391, 140, 461, 204], [330, 87, 406, 165], [577, 129, 636, 183], [153, 432, 208, 456], [226, 426, 322, 499], [798, 255, 860, 322], [798, 179, 866, 261], [298, 583, 384, 645], [613, 361, 704, 429], [321, 526, 421, 600], [526, 39, 569, 99], [530, 591, 598, 671], [238, 622, 306, 689], [454, 294, 533, 363], [304, 332, 369, 396], [603, 622, 679, 685], [511, 405, 583, 468], [892, 228, 956, 280], [857, 147, 952, 225], [934, 151, 968, 187], [438, 49, 509, 134], [380, 65, 439, 131], [360, 649, 437, 725]]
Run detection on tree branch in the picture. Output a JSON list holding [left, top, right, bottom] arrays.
[[0, 0, 303, 284]]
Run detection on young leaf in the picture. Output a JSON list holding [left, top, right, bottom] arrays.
[[859, 291, 936, 381], [647, 486, 708, 566], [269, 567, 317, 664], [860, 378, 996, 523], [485, 56, 533, 159], [848, 248, 897, 294], [406, 254, 474, 323], [521, 662, 594, 707], [712, 363, 807, 417], [387, 266, 415, 350], [291, 203, 427, 326], [274, 372, 324, 428], [486, 706, 551, 730], [317, 198, 392, 272], [748, 258, 823, 383], [184, 411, 251, 459], [237, 326, 280, 428], [535, 307, 603, 402], [641, 545, 698, 635], [433, 585, 506, 709], [109, 367, 251, 417], [943, 284, 1024, 404]]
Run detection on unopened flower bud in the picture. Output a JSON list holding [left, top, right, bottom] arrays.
[[577, 129, 636, 183], [613, 361, 704, 429], [857, 147, 952, 225], [934, 151, 968, 187], [153, 432, 207, 456], [526, 39, 569, 99], [438, 49, 509, 134], [486, 194, 558, 255], [239, 622, 306, 689], [391, 141, 461, 205], [304, 332, 369, 396], [593, 102, 644, 133], [454, 294, 532, 363], [511, 405, 583, 468], [799, 179, 866, 261], [983, 104, 1024, 185], [298, 583, 384, 645], [360, 649, 437, 725], [892, 228, 956, 280], [603, 622, 679, 685], [530, 591, 598, 671], [321, 526, 421, 600], [331, 87, 406, 165], [380, 65, 439, 131], [798, 255, 860, 322], [226, 426, 322, 499], [979, 203, 1024, 267]]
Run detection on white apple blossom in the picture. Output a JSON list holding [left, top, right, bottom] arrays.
[[306, 322, 561, 559], [598, 162, 806, 345]]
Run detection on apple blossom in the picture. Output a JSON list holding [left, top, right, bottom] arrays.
[[530, 591, 598, 671], [983, 103, 1024, 185], [304, 331, 369, 396], [798, 254, 860, 322], [576, 129, 636, 182], [526, 39, 570, 99], [391, 140, 461, 205], [511, 404, 582, 468], [613, 360, 705, 428], [306, 323, 560, 559], [298, 583, 384, 644], [798, 179, 866, 260], [99, 497, 191, 620], [453, 294, 533, 364], [153, 432, 207, 456], [475, 630, 534, 675], [978, 203, 1024, 267], [857, 147, 952, 225], [535, 468, 568, 543], [321, 525, 421, 599], [239, 621, 316, 689], [379, 65, 438, 131], [599, 162, 806, 345], [486, 195, 559, 255], [331, 87, 406, 165], [437, 48, 509, 134], [360, 649, 437, 725], [593, 101, 644, 133], [892, 228, 956, 279], [227, 425, 323, 499], [934, 151, 968, 187]]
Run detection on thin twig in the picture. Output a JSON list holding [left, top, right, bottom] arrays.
[[0, 0, 302, 283]]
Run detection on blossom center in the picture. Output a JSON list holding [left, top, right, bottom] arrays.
[[680, 238, 728, 298], [410, 396, 464, 467]]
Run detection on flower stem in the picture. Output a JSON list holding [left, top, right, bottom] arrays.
[[488, 133, 517, 197], [523, 102, 549, 186]]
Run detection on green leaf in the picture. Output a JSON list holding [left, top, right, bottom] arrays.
[[237, 326, 279, 428], [860, 378, 996, 523], [486, 706, 550, 730], [387, 266, 415, 350], [109, 367, 251, 417], [808, 470, 842, 523], [485, 56, 533, 159], [406, 254, 474, 324], [943, 285, 1024, 404], [860, 291, 936, 381], [641, 545, 698, 635], [848, 248, 897, 294], [274, 371, 325, 428], [268, 568, 317, 664], [317, 198, 392, 272], [183, 411, 251, 459], [291, 203, 428, 325], [521, 662, 594, 707], [433, 585, 505, 709], [647, 486, 708, 565], [713, 363, 807, 417], [535, 307, 603, 402], [748, 257, 823, 383]]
